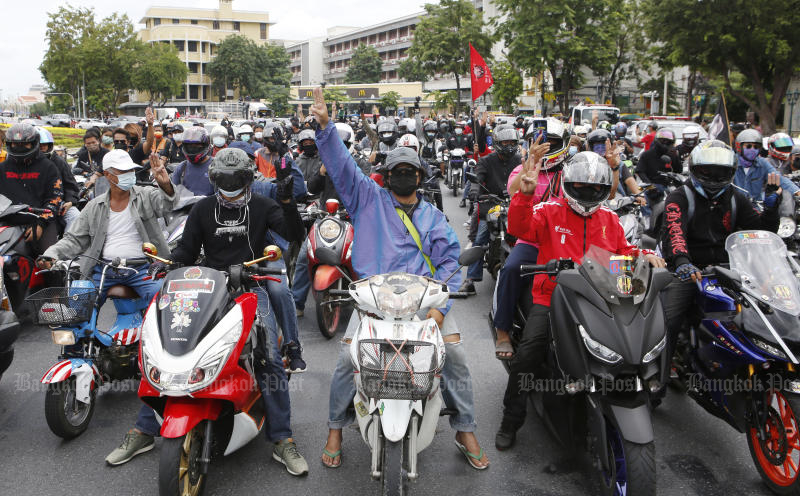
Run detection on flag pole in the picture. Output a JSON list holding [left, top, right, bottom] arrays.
[[720, 90, 732, 144]]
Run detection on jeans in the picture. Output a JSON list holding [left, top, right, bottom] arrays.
[[492, 243, 539, 332], [462, 179, 472, 200], [328, 311, 477, 432], [502, 304, 550, 427], [263, 258, 301, 346], [291, 241, 311, 311], [134, 286, 293, 442], [90, 263, 162, 303], [466, 220, 489, 281]]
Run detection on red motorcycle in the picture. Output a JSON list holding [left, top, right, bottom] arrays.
[[138, 243, 284, 495], [306, 199, 355, 338]]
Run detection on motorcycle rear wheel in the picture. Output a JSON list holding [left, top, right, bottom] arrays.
[[285, 241, 301, 289], [315, 279, 351, 339], [595, 422, 656, 496], [159, 424, 206, 496], [451, 173, 459, 196], [747, 390, 800, 494], [44, 377, 95, 439], [381, 438, 406, 496]]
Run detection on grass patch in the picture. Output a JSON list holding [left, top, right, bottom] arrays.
[[0, 123, 84, 149]]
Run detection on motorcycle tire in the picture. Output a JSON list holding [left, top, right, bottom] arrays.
[[44, 377, 96, 439], [595, 423, 656, 496], [381, 439, 406, 496], [159, 424, 206, 496], [315, 279, 352, 339], [451, 175, 459, 197], [285, 241, 301, 289], [747, 390, 800, 494]]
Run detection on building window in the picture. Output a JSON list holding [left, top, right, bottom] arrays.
[[188, 62, 199, 73], [399, 27, 408, 37], [202, 86, 209, 100], [191, 19, 198, 25], [213, 20, 220, 30], [174, 40, 184, 52], [176, 86, 186, 100], [369, 34, 377, 43], [188, 41, 197, 52], [378, 32, 386, 42], [329, 62, 335, 70], [260, 23, 267, 40], [344, 41, 350, 50], [173, 18, 179, 24], [388, 30, 396, 40], [233, 21, 240, 31], [209, 44, 216, 56], [189, 85, 199, 100], [153, 18, 161, 26]]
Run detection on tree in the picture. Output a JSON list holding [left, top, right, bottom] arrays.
[[251, 44, 292, 113], [207, 35, 291, 102], [426, 90, 458, 114], [29, 102, 51, 117], [398, 59, 429, 83], [595, 0, 650, 105], [493, 0, 622, 113], [345, 45, 383, 84], [647, 0, 800, 134], [379, 91, 402, 115], [641, 77, 681, 114], [401, 0, 494, 115], [323, 87, 350, 104], [131, 43, 188, 106], [491, 61, 523, 113]]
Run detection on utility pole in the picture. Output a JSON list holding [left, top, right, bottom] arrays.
[[662, 71, 668, 115], [82, 72, 87, 118]]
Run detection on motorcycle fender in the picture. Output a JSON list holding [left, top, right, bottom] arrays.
[[160, 397, 223, 439], [415, 390, 442, 454], [375, 398, 412, 443], [587, 397, 610, 472], [313, 264, 342, 291], [605, 403, 654, 445], [41, 359, 99, 404]]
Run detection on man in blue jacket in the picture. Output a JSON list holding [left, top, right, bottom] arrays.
[[734, 129, 799, 201], [309, 87, 489, 471]]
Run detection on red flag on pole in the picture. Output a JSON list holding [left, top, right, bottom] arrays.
[[469, 43, 493, 102]]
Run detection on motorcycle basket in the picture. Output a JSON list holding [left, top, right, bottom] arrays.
[[26, 287, 97, 326], [358, 338, 439, 401]]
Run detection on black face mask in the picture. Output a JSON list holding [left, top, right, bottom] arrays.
[[114, 142, 128, 150], [302, 144, 317, 156], [387, 170, 419, 196]]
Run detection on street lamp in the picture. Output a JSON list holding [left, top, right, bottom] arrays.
[[787, 89, 800, 136], [44, 92, 77, 117]]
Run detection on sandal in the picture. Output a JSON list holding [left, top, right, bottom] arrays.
[[495, 339, 514, 361], [454, 440, 489, 470], [321, 448, 342, 469]]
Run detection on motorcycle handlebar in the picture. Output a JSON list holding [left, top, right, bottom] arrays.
[[253, 266, 286, 276]]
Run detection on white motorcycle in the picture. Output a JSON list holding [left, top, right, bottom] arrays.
[[345, 248, 483, 495]]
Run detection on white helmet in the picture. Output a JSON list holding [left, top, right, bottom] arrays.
[[210, 125, 228, 147], [525, 117, 569, 170], [335, 122, 355, 152], [574, 125, 590, 138], [397, 133, 420, 152], [237, 124, 253, 137]]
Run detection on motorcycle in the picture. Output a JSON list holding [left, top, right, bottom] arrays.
[[447, 148, 466, 196], [27, 256, 147, 439], [484, 193, 512, 279], [499, 247, 672, 494], [306, 199, 356, 338], [346, 247, 484, 495], [0, 255, 20, 382], [162, 194, 206, 253], [671, 230, 800, 495], [606, 194, 650, 248], [418, 169, 444, 213], [137, 243, 285, 496], [642, 170, 686, 244]]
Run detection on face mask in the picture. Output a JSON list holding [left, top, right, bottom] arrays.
[[114, 172, 136, 191], [101, 136, 113, 146], [455, 129, 463, 135], [212, 136, 226, 147], [592, 143, 606, 155], [174, 133, 184, 142], [568, 146, 578, 157], [154, 132, 163, 139], [742, 147, 759, 163], [388, 171, 418, 196], [426, 132, 435, 139], [241, 135, 251, 143], [254, 132, 263, 140], [114, 142, 128, 150], [218, 187, 244, 198], [302, 144, 317, 156]]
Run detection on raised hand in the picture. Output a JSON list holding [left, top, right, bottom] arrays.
[[310, 87, 329, 129], [523, 133, 550, 181], [145, 106, 154, 126], [604, 138, 620, 169]]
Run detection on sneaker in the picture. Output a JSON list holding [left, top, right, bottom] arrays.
[[273, 439, 309, 476], [495, 419, 519, 451], [285, 342, 307, 374], [459, 199, 466, 208], [463, 221, 471, 228], [457, 279, 476, 295], [295, 307, 304, 318], [105, 429, 155, 466]]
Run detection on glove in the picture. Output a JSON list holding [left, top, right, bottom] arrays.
[[274, 157, 291, 181], [675, 263, 701, 282], [147, 262, 169, 278], [276, 175, 294, 203], [764, 183, 781, 208]]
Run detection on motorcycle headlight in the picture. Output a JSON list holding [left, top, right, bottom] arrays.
[[579, 325, 622, 364], [778, 217, 796, 239], [319, 219, 342, 242], [51, 330, 76, 345], [642, 334, 666, 363], [748, 334, 788, 360]]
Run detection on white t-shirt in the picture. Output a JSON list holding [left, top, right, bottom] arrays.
[[102, 203, 144, 260]]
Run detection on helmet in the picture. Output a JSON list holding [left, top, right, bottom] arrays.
[[525, 118, 569, 170], [181, 127, 210, 164], [647, 121, 658, 131], [227, 141, 256, 160], [768, 132, 794, 161], [335, 123, 355, 151], [385, 147, 425, 177], [688, 140, 737, 197], [397, 133, 419, 152], [613, 122, 628, 138], [653, 128, 676, 152], [586, 129, 613, 153], [735, 128, 762, 152], [209, 148, 254, 193], [5, 122, 40, 161], [682, 125, 702, 147], [298, 129, 316, 144], [494, 126, 519, 157], [37, 127, 55, 157], [397, 118, 412, 134], [438, 121, 450, 133], [377, 121, 398, 145], [561, 152, 613, 217], [574, 125, 590, 139], [237, 124, 253, 137], [172, 124, 185, 134], [210, 125, 227, 147], [423, 120, 437, 135], [597, 120, 611, 131]]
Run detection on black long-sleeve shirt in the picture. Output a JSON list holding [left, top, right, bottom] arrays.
[[0, 152, 63, 224], [636, 146, 682, 185], [49, 154, 79, 204], [172, 193, 304, 271]]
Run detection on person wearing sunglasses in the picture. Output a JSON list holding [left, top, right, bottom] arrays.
[[733, 129, 799, 201]]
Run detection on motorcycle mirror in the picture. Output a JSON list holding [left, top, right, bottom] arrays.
[[458, 246, 485, 267], [142, 243, 158, 256], [325, 199, 340, 215], [660, 155, 671, 164], [315, 246, 341, 266], [263, 245, 282, 261]]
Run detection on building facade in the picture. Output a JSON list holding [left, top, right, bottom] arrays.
[[128, 0, 273, 112]]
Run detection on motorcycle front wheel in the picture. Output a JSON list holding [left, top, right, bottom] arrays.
[[381, 438, 407, 496], [159, 423, 206, 496], [315, 279, 352, 339], [595, 422, 656, 496], [44, 377, 96, 439], [747, 390, 800, 494]]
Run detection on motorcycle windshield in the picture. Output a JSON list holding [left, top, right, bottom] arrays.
[[579, 245, 650, 305], [726, 231, 800, 317]]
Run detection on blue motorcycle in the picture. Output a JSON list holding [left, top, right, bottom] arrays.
[[27, 257, 149, 439], [672, 230, 800, 494]]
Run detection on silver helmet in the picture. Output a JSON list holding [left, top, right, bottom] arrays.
[[561, 151, 613, 216]]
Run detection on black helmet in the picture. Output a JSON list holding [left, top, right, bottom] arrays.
[[377, 121, 398, 145], [689, 140, 737, 198], [494, 125, 519, 157], [181, 127, 210, 164], [209, 148, 254, 193], [5, 122, 40, 162]]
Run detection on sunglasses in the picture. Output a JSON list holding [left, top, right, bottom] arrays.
[[113, 140, 128, 146], [742, 144, 759, 149]]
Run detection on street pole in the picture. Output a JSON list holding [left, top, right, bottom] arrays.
[[82, 72, 87, 118], [662, 71, 668, 115], [45, 92, 77, 116], [787, 90, 800, 136]]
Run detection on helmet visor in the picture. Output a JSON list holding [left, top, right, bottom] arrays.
[[183, 143, 208, 156], [691, 164, 735, 186], [210, 168, 252, 191], [564, 182, 611, 204], [773, 137, 794, 149]]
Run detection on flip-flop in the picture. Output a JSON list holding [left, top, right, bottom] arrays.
[[321, 448, 342, 469], [495, 340, 514, 361], [454, 440, 489, 470]]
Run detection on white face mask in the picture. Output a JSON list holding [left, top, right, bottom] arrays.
[[173, 133, 183, 142], [212, 136, 226, 147], [254, 132, 263, 139], [455, 128, 463, 135]]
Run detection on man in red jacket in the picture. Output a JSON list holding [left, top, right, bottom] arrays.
[[494, 151, 664, 450]]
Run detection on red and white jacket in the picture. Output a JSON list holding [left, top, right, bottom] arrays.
[[507, 193, 653, 306]]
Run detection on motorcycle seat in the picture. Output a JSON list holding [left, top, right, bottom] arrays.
[[106, 285, 139, 299]]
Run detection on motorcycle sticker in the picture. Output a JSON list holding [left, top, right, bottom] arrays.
[[170, 298, 200, 314], [167, 279, 214, 294], [183, 267, 203, 280], [158, 294, 170, 310], [355, 401, 368, 417], [171, 312, 191, 331], [616, 275, 633, 295], [774, 285, 793, 300]]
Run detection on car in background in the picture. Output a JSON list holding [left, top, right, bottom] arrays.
[[568, 104, 620, 132], [75, 118, 107, 130], [45, 114, 72, 127]]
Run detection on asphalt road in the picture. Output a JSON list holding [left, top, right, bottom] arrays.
[[0, 186, 779, 496]]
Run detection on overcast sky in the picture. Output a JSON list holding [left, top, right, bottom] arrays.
[[0, 0, 431, 99]]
